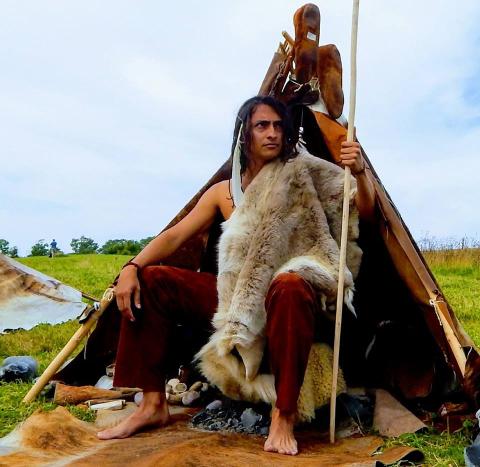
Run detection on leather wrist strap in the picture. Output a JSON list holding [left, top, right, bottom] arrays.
[[122, 261, 142, 272], [352, 163, 366, 176]]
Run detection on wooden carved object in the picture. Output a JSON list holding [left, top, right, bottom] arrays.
[[53, 383, 136, 406], [292, 4, 344, 118], [317, 45, 344, 118], [293, 3, 320, 83], [54, 383, 122, 405]]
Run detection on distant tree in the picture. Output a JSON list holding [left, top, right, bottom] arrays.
[[0, 239, 19, 258], [100, 239, 142, 255], [139, 236, 155, 250], [30, 239, 49, 256], [0, 239, 10, 255], [70, 236, 99, 254]]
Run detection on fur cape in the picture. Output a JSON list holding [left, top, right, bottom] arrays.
[[197, 151, 362, 420]]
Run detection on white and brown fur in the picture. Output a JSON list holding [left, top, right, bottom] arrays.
[[196, 152, 362, 420]]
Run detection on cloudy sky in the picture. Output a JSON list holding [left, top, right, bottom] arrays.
[[1, 1, 479, 255]]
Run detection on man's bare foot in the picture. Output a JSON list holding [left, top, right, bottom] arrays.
[[264, 408, 298, 456], [97, 392, 170, 440]]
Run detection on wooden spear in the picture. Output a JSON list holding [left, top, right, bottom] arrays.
[[22, 288, 114, 404], [330, 0, 360, 444]]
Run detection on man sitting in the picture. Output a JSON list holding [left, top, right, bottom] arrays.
[[98, 96, 375, 456]]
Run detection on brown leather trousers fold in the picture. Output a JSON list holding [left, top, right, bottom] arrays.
[[114, 266, 319, 414]]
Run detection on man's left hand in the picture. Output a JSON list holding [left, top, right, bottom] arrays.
[[340, 141, 364, 175]]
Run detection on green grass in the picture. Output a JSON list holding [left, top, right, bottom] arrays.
[[0, 253, 478, 465], [384, 425, 475, 467], [20, 254, 131, 299], [0, 255, 129, 437], [424, 249, 480, 346]]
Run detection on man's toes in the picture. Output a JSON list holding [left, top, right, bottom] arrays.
[[276, 440, 287, 455], [264, 441, 276, 453], [290, 441, 298, 455], [278, 446, 295, 456], [97, 429, 116, 440]]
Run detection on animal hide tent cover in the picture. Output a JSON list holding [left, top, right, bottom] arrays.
[[55, 2, 480, 410], [0, 254, 86, 333], [56, 111, 480, 409], [196, 152, 360, 419]]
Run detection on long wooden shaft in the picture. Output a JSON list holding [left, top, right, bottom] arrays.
[[432, 299, 467, 375], [22, 293, 112, 404], [330, 0, 360, 444], [81, 291, 100, 303]]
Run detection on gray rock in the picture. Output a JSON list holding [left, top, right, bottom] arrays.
[[134, 392, 143, 406], [240, 408, 262, 430], [259, 426, 269, 436], [206, 399, 223, 412], [209, 421, 223, 431], [0, 356, 38, 382], [191, 399, 271, 435]]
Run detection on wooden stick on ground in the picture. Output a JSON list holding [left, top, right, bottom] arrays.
[[330, 0, 360, 444], [81, 291, 101, 303], [22, 288, 115, 404]]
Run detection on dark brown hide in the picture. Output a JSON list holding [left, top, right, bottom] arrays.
[[258, 52, 290, 97], [317, 44, 344, 118]]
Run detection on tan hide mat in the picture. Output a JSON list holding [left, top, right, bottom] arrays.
[[0, 406, 423, 466], [94, 402, 138, 430], [373, 389, 427, 437]]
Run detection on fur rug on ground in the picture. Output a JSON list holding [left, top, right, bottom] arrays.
[[0, 406, 423, 466], [198, 152, 361, 420]]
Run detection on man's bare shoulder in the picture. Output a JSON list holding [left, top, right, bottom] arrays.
[[211, 179, 230, 192], [209, 180, 234, 221]]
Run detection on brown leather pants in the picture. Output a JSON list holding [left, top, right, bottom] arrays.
[[114, 266, 318, 414]]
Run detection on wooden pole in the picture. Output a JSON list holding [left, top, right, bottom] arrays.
[[81, 291, 101, 303], [431, 299, 467, 376], [22, 289, 114, 404], [330, 0, 360, 444]]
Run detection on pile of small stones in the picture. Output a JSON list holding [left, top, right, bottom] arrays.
[[191, 393, 375, 437], [191, 398, 271, 436]]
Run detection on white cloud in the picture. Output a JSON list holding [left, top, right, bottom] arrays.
[[1, 0, 479, 256]]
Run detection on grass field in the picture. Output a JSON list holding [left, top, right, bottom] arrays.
[[0, 252, 479, 465]]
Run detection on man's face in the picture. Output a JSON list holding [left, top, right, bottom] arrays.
[[247, 104, 283, 163]]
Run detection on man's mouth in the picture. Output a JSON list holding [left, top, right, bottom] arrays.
[[264, 144, 279, 149]]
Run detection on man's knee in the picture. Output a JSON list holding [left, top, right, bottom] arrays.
[[266, 272, 316, 339], [270, 272, 311, 294], [139, 265, 177, 289], [266, 272, 315, 314]]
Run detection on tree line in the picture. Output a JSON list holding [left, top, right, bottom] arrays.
[[0, 236, 155, 257]]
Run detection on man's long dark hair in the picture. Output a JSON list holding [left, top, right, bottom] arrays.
[[230, 96, 297, 174]]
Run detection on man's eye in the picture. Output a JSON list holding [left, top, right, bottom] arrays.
[[256, 122, 267, 128]]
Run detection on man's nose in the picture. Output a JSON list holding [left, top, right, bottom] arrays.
[[267, 123, 280, 139]]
